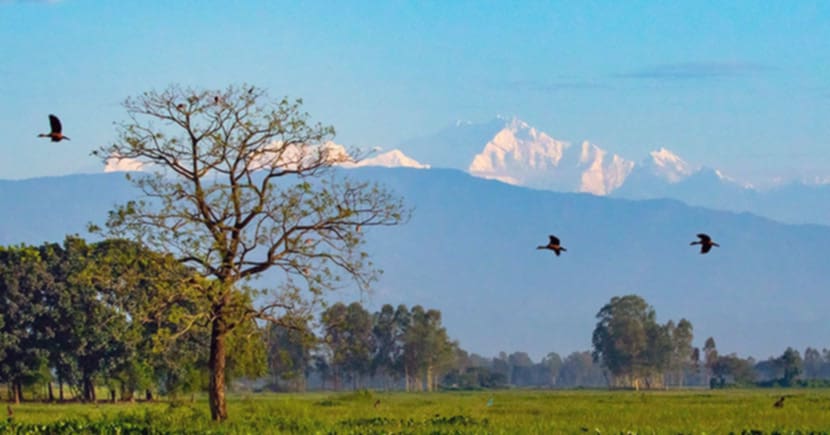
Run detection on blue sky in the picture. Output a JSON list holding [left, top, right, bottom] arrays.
[[1, 0, 828, 183]]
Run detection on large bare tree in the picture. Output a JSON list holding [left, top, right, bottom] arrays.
[[94, 84, 407, 421]]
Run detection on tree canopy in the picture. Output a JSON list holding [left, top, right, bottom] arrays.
[[93, 84, 408, 420]]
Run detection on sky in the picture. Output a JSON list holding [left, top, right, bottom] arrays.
[[1, 0, 829, 184]]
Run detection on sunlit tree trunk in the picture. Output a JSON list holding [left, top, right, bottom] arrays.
[[208, 316, 228, 421], [426, 365, 433, 392], [12, 382, 21, 404]]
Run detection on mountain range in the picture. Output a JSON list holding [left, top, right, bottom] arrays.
[[384, 116, 830, 226], [2, 169, 829, 361]]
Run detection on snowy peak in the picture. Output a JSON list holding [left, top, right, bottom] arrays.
[[468, 117, 570, 186], [467, 117, 634, 195], [352, 149, 430, 169], [645, 147, 695, 183], [469, 117, 569, 175], [579, 141, 635, 195]]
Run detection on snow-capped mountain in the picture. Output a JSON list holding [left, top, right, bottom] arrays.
[[348, 149, 429, 169], [466, 118, 634, 195], [397, 117, 752, 198], [642, 147, 695, 183]]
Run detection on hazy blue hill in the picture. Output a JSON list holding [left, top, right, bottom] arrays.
[[614, 167, 830, 226], [0, 173, 134, 245], [1, 168, 829, 360], [348, 167, 830, 360]]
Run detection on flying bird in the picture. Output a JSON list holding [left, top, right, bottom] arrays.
[[774, 396, 785, 408], [38, 114, 70, 142], [690, 233, 719, 254], [537, 235, 567, 256]]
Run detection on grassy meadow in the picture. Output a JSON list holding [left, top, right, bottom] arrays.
[[2, 389, 830, 434]]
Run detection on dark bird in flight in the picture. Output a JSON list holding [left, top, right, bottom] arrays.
[[774, 396, 785, 408], [537, 235, 567, 256], [38, 114, 70, 142], [690, 233, 719, 254]]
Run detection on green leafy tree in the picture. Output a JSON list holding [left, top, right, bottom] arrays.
[[392, 304, 412, 386], [0, 245, 53, 403], [592, 295, 651, 389], [403, 306, 455, 391], [703, 337, 718, 386], [592, 295, 677, 389], [266, 319, 315, 391], [557, 351, 606, 387], [322, 302, 374, 390], [93, 84, 407, 420], [537, 352, 563, 387], [371, 304, 401, 388], [712, 353, 756, 387], [777, 347, 802, 386], [803, 347, 823, 380], [508, 352, 534, 387]]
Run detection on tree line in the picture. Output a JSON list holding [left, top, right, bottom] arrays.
[[590, 294, 830, 390], [3, 237, 828, 404], [264, 302, 609, 392]]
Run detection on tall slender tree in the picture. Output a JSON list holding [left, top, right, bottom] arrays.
[[94, 85, 406, 420]]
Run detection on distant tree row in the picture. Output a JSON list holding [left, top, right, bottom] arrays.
[[266, 303, 457, 392], [263, 301, 609, 392], [4, 242, 829, 400], [588, 294, 830, 390]]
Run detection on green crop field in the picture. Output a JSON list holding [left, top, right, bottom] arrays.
[[2, 389, 830, 434]]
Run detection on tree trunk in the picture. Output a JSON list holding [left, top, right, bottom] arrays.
[[426, 365, 433, 392], [404, 366, 410, 392], [208, 317, 228, 422], [110, 389, 116, 403], [12, 382, 21, 404], [48, 382, 54, 402], [121, 384, 134, 402], [145, 389, 153, 402], [59, 380, 64, 402], [83, 377, 96, 403]]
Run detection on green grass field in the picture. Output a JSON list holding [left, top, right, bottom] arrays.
[[3, 389, 830, 434]]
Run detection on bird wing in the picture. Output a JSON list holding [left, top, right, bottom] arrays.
[[701, 244, 712, 254], [697, 233, 711, 243], [548, 235, 560, 245], [48, 114, 62, 134]]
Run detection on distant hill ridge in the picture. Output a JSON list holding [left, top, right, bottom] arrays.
[[2, 168, 829, 360]]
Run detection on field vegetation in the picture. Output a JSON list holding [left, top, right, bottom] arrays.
[[2, 389, 830, 434]]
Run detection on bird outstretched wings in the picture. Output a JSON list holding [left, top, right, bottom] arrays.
[[48, 114, 62, 134]]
